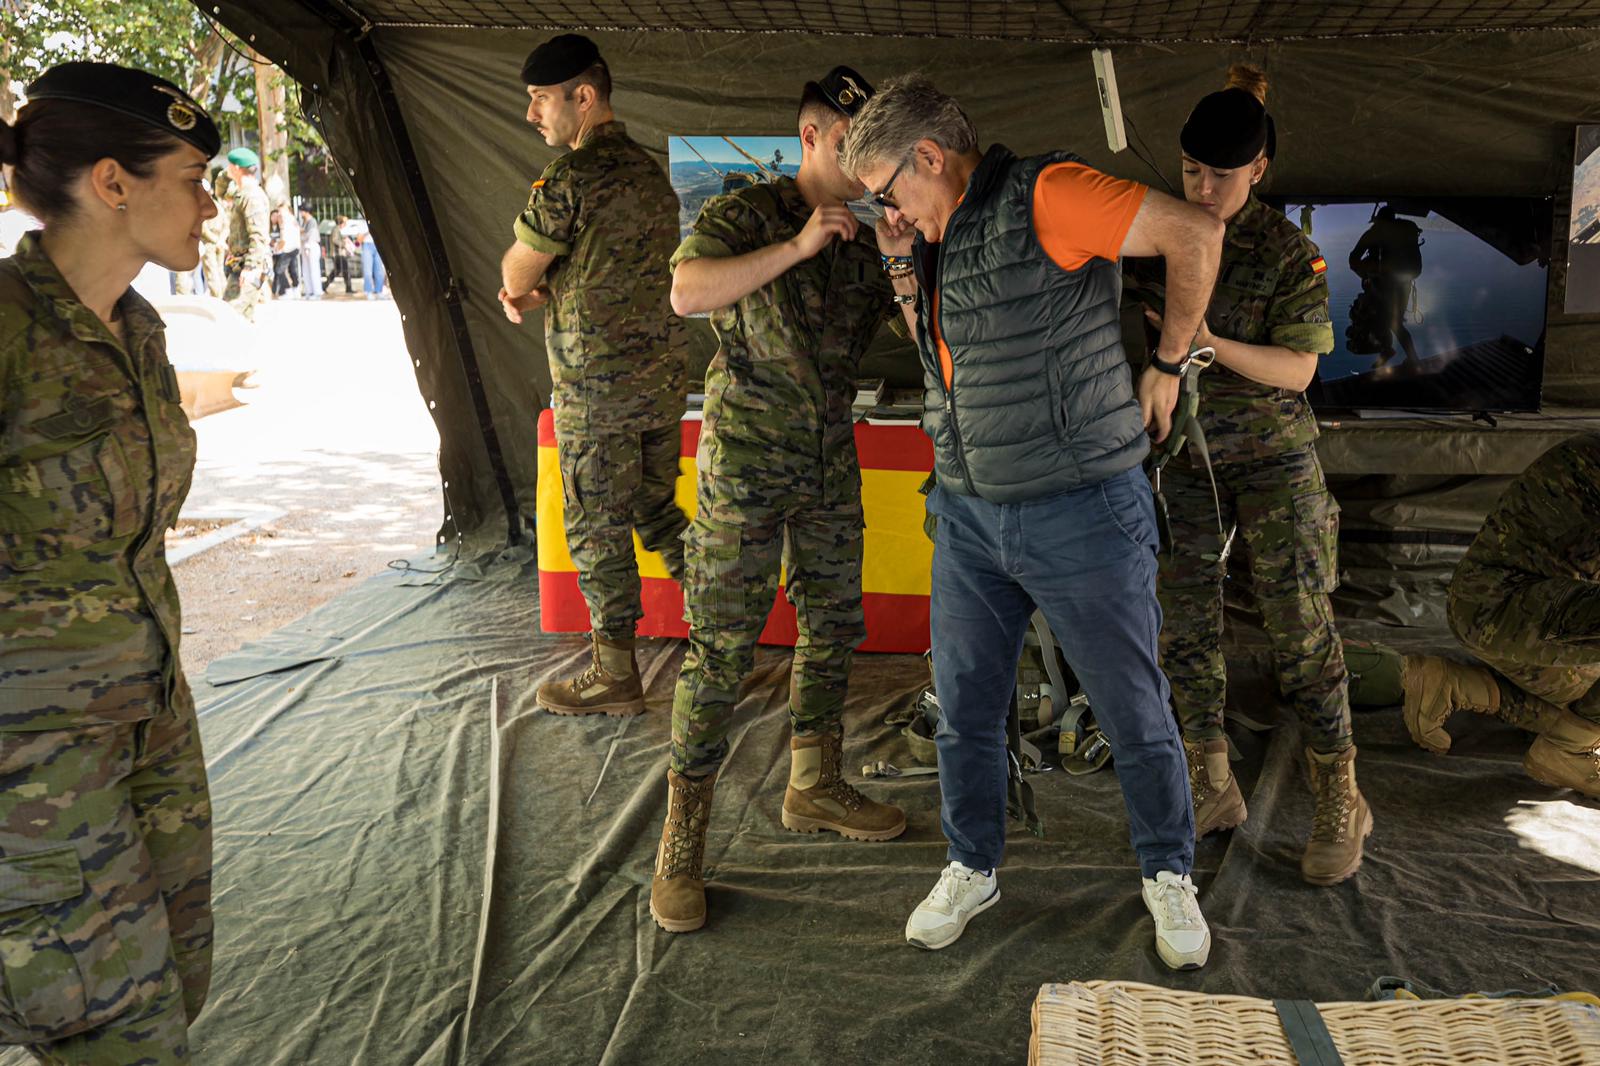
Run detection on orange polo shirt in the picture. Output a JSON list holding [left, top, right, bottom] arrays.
[[933, 162, 1148, 388]]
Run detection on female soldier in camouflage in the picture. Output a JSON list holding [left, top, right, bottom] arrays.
[[0, 63, 219, 1064], [1128, 64, 1374, 886]]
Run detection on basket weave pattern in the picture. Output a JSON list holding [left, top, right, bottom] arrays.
[[1031, 981, 1600, 1066]]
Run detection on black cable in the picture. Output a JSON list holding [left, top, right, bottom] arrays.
[[195, 8, 274, 67], [1123, 108, 1177, 196]]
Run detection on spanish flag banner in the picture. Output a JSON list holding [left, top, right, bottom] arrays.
[[536, 409, 934, 653]]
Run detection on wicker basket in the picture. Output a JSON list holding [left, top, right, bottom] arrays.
[[1030, 981, 1600, 1066]]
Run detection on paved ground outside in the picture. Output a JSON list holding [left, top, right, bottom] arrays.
[[171, 294, 444, 681]]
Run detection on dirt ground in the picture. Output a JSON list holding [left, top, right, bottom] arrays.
[[170, 293, 445, 682]]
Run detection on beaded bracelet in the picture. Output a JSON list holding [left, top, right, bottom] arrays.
[[880, 254, 913, 272]]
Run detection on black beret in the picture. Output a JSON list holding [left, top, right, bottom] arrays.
[[812, 65, 874, 118], [1180, 87, 1276, 170], [521, 34, 602, 86], [26, 61, 221, 158]]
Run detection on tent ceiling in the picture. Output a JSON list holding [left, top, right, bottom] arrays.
[[349, 0, 1600, 41]]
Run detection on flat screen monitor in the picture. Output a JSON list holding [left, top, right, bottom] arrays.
[[1265, 197, 1551, 413]]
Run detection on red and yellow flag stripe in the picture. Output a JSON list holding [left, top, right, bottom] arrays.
[[535, 409, 934, 653]]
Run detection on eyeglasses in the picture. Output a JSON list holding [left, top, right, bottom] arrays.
[[871, 155, 912, 209]]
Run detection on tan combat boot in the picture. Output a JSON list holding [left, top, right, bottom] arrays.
[[536, 634, 645, 717], [1400, 654, 1501, 754], [781, 726, 907, 842], [1524, 709, 1600, 799], [650, 770, 716, 933], [1301, 746, 1374, 886], [1183, 736, 1248, 838]]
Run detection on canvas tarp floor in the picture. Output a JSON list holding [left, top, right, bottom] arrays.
[[7, 550, 1596, 1066]]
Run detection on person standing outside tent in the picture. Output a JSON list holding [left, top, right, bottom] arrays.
[[325, 214, 356, 293], [1124, 65, 1372, 887], [198, 173, 229, 299], [0, 62, 217, 1065], [843, 75, 1221, 969], [360, 229, 386, 299], [648, 67, 907, 937], [498, 34, 689, 716], [297, 205, 323, 300], [269, 206, 299, 297], [222, 145, 270, 320]]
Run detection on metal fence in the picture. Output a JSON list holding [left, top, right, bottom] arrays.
[[296, 195, 364, 223]]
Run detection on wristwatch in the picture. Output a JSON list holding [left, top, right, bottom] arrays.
[[1149, 350, 1192, 377]]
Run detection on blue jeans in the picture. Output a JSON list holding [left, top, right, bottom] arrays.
[[361, 239, 386, 294], [927, 465, 1195, 879]]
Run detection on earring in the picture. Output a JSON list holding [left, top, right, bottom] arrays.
[[116, 204, 128, 212]]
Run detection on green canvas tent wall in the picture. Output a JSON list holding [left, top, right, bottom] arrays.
[[201, 1, 1600, 608]]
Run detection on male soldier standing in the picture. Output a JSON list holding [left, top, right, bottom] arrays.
[[1401, 433, 1600, 798], [222, 147, 269, 321], [199, 173, 230, 299], [499, 34, 689, 716], [648, 68, 907, 936]]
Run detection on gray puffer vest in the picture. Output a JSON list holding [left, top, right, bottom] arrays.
[[913, 145, 1148, 503]]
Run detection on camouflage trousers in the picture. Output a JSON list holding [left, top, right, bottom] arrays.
[[671, 495, 866, 777], [224, 268, 265, 323], [1158, 446, 1353, 752], [558, 423, 688, 640], [1449, 562, 1600, 726], [0, 706, 212, 1065]]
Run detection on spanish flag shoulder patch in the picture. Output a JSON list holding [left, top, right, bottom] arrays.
[[1309, 255, 1327, 275]]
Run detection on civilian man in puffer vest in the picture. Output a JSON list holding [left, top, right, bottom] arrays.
[[842, 75, 1225, 971]]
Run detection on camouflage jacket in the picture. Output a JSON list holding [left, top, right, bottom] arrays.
[[1452, 433, 1600, 617], [0, 233, 196, 731], [670, 178, 893, 515], [227, 176, 271, 276], [1126, 195, 1335, 464], [514, 121, 688, 436]]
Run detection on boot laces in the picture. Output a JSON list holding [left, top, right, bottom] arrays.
[[661, 780, 711, 880], [576, 641, 625, 690], [815, 731, 865, 811], [1185, 744, 1214, 804], [1311, 763, 1353, 843]]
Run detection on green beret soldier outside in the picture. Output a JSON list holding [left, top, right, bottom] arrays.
[[499, 35, 690, 716], [0, 61, 219, 1066], [222, 145, 270, 321]]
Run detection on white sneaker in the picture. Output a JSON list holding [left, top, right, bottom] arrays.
[[905, 861, 1000, 950], [1141, 870, 1211, 970]]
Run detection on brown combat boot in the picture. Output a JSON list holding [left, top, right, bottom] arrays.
[[536, 634, 645, 717], [1524, 709, 1600, 799], [1400, 654, 1501, 754], [781, 726, 907, 842], [650, 770, 715, 933], [1301, 746, 1374, 886], [1183, 736, 1248, 838]]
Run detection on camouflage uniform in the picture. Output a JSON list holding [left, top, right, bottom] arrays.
[[1448, 433, 1600, 725], [224, 176, 270, 322], [668, 178, 893, 776], [199, 212, 229, 301], [515, 120, 689, 638], [1126, 195, 1351, 752], [0, 235, 211, 1064]]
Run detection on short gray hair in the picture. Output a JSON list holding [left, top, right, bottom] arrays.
[[841, 74, 978, 180]]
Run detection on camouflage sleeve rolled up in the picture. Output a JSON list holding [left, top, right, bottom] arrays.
[[514, 156, 579, 256], [1266, 241, 1335, 355], [670, 192, 762, 268]]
